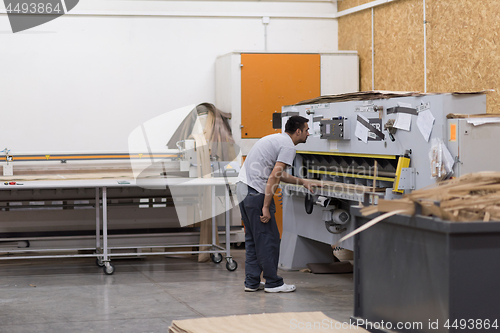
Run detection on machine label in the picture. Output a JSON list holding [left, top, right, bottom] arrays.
[[356, 116, 384, 141], [368, 119, 383, 141], [311, 104, 330, 110], [416, 102, 431, 112]]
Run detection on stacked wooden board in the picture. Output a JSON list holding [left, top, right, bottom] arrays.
[[294, 90, 489, 106]]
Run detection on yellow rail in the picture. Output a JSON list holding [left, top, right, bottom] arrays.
[[297, 151, 397, 160], [308, 169, 395, 182]]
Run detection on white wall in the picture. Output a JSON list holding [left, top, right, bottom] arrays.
[[0, 0, 338, 153]]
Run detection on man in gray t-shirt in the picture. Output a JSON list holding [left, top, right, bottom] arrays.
[[238, 132, 296, 194], [237, 116, 315, 293]]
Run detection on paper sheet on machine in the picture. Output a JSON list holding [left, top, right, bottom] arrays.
[[393, 103, 413, 131], [394, 113, 412, 131], [355, 114, 370, 143], [417, 109, 435, 141]]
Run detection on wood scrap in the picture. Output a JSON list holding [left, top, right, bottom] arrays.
[[359, 205, 378, 217], [369, 199, 415, 215], [362, 171, 500, 222], [483, 212, 491, 222], [333, 171, 500, 247]]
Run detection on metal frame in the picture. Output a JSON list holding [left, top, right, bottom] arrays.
[[0, 178, 237, 274]]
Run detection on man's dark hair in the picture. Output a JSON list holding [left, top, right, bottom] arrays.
[[285, 115, 309, 134]]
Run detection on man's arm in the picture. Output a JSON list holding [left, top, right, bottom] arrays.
[[260, 162, 316, 223], [260, 162, 286, 223]]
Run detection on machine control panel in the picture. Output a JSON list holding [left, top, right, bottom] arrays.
[[319, 118, 350, 140]]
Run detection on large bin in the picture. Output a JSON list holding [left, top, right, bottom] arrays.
[[351, 207, 500, 333]]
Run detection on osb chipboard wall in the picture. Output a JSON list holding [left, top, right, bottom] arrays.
[[427, 1, 500, 112], [338, 0, 379, 91], [373, 0, 424, 92], [338, 0, 500, 113], [338, 9, 372, 91]]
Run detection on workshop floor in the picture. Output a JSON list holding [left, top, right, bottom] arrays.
[[0, 249, 354, 333]]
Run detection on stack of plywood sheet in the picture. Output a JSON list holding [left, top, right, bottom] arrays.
[[169, 312, 368, 333]]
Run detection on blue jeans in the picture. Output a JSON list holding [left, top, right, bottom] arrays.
[[237, 183, 283, 289]]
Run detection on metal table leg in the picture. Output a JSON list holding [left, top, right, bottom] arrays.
[[208, 185, 223, 264], [225, 185, 230, 257], [212, 185, 216, 247], [224, 184, 237, 271], [95, 188, 104, 267], [102, 187, 114, 275]]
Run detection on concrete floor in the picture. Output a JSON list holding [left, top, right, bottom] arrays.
[[0, 249, 354, 333]]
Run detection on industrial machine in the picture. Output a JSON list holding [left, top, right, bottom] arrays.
[[278, 91, 500, 270]]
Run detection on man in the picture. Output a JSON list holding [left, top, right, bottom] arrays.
[[236, 116, 315, 293]]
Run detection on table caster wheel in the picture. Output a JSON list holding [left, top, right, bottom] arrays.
[[96, 258, 104, 267], [226, 259, 238, 271], [103, 263, 115, 275], [211, 253, 223, 264]]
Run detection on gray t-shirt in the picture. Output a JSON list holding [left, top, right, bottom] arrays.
[[237, 133, 296, 193]]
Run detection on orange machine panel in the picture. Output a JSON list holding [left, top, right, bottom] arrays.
[[241, 53, 321, 139]]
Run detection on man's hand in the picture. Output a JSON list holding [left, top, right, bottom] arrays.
[[302, 179, 321, 194], [260, 207, 271, 223], [280, 172, 323, 195]]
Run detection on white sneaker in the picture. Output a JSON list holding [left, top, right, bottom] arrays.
[[264, 283, 296, 293], [244, 282, 265, 292]]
